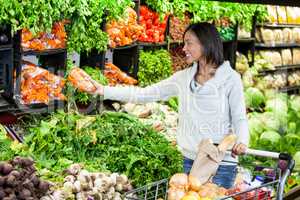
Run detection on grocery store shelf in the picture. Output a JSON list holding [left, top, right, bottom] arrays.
[[256, 24, 300, 28], [255, 43, 300, 48], [21, 48, 66, 56], [170, 41, 183, 45], [259, 64, 300, 74], [138, 41, 168, 47], [213, 0, 300, 6], [238, 38, 255, 43], [279, 85, 300, 93], [0, 44, 13, 50], [111, 43, 138, 50]]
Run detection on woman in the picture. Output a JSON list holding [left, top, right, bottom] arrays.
[[93, 22, 249, 189]]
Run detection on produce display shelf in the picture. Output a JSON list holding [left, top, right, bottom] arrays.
[[0, 96, 16, 113], [169, 40, 183, 45], [111, 43, 138, 50], [259, 64, 300, 74], [256, 24, 300, 28], [255, 43, 300, 48], [214, 0, 300, 7], [279, 85, 300, 93], [0, 44, 13, 50], [222, 39, 236, 43], [237, 37, 255, 43], [21, 48, 66, 56], [138, 42, 168, 47]]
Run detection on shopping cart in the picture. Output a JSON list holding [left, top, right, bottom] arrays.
[[125, 149, 295, 200]]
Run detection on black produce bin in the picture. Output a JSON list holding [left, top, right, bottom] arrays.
[[113, 45, 139, 78]]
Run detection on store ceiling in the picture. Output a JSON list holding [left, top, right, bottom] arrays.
[[213, 0, 300, 7]]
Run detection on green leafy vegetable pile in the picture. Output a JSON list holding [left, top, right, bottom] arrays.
[[2, 111, 183, 187], [0, 0, 134, 52], [138, 49, 172, 87]]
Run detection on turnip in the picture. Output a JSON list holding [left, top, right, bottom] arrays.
[[116, 174, 128, 185], [63, 181, 75, 192], [64, 175, 76, 183], [73, 180, 82, 193]]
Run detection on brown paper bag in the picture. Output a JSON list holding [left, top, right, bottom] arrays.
[[189, 134, 236, 185]]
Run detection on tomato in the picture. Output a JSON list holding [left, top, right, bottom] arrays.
[[146, 19, 152, 29], [140, 6, 148, 16]]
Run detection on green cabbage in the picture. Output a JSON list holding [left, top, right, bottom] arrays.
[[260, 130, 281, 144], [265, 96, 288, 128], [290, 95, 300, 113], [294, 151, 300, 171], [244, 87, 265, 110], [260, 112, 281, 132], [248, 113, 264, 135]]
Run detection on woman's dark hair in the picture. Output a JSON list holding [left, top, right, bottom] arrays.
[[184, 22, 224, 67]]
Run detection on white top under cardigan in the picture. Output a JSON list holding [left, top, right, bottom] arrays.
[[103, 61, 249, 164]]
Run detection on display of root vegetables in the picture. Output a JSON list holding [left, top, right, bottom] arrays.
[[169, 15, 190, 41], [104, 63, 137, 86], [106, 7, 143, 48], [139, 5, 168, 43], [167, 173, 227, 200], [22, 20, 68, 51], [41, 164, 132, 200], [0, 156, 51, 200], [170, 46, 190, 72], [20, 61, 66, 105]]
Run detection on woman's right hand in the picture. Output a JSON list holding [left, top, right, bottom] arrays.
[[91, 80, 104, 96]]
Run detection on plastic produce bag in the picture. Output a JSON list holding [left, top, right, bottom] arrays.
[[20, 61, 66, 104]]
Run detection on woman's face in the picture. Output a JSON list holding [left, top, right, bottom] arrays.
[[183, 30, 203, 65]]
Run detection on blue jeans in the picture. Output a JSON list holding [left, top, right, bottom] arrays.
[[183, 157, 237, 189]]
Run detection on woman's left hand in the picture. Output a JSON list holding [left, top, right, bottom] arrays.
[[231, 143, 247, 158]]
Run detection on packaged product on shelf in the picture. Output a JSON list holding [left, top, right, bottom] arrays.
[[260, 51, 282, 66], [286, 7, 297, 24], [21, 20, 67, 51], [293, 48, 300, 64], [292, 28, 300, 43], [288, 70, 300, 86], [294, 7, 300, 24], [266, 6, 278, 23], [261, 28, 274, 45], [273, 29, 283, 44], [20, 61, 66, 105], [277, 6, 287, 24], [282, 28, 293, 43], [106, 7, 144, 48], [281, 49, 293, 65]]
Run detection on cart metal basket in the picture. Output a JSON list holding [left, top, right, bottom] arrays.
[[125, 149, 295, 200]]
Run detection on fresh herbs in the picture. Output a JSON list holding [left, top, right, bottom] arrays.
[[138, 49, 172, 87], [0, 0, 133, 52], [8, 111, 183, 187]]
